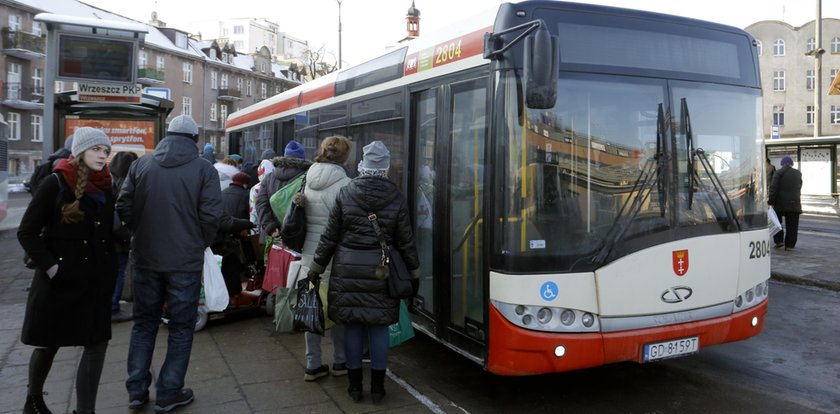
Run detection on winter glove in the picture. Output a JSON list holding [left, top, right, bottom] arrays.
[[306, 270, 321, 283]]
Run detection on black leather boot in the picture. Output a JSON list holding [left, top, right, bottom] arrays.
[[370, 369, 386, 403], [347, 368, 363, 402], [23, 392, 53, 414]]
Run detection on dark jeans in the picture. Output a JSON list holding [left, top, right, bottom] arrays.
[[126, 268, 200, 401], [344, 324, 389, 371], [112, 253, 128, 314], [773, 212, 800, 248]]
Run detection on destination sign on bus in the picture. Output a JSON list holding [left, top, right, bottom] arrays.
[[404, 27, 490, 76]]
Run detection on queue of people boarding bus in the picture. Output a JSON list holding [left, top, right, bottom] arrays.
[[17, 111, 420, 412]]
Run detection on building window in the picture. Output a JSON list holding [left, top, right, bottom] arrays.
[[772, 105, 785, 126], [275, 85, 281, 94], [175, 32, 188, 49], [773, 70, 785, 91], [261, 83, 267, 99], [807, 37, 816, 52], [806, 105, 815, 125], [211, 71, 218, 89], [210, 49, 217, 60], [237, 78, 243, 91], [806, 70, 815, 90], [234, 40, 244, 50], [32, 68, 43, 93], [8, 15, 21, 31], [210, 103, 217, 121], [773, 39, 785, 56], [157, 56, 165, 71], [31, 115, 42, 142], [246, 80, 252, 96], [8, 112, 20, 140], [221, 52, 229, 63], [832, 69, 839, 85], [221, 73, 229, 89], [32, 23, 41, 37], [756, 40, 762, 56], [260, 62, 266, 73], [139, 50, 147, 67], [220, 104, 228, 127], [182, 62, 193, 83], [234, 25, 244, 34], [183, 97, 192, 116], [833, 37, 840, 54], [832, 106, 840, 125]]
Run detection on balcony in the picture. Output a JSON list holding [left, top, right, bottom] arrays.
[[1, 28, 45, 60], [137, 66, 165, 85], [2, 82, 44, 110], [218, 88, 242, 101]]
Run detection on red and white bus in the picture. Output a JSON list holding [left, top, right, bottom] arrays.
[[226, 1, 769, 375]]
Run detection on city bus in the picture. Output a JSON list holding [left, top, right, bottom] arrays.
[[226, 1, 769, 375]]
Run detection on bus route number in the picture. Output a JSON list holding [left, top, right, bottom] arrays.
[[435, 40, 462, 65], [748, 240, 770, 259]]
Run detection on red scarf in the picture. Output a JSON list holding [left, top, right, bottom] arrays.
[[53, 157, 112, 193]]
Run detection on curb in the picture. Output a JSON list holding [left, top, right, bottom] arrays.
[[771, 272, 840, 292]]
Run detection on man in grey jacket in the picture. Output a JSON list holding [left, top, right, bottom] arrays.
[[117, 115, 222, 413]]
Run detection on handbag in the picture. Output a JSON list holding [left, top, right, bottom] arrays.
[[388, 300, 415, 348], [367, 213, 413, 299], [280, 177, 307, 251], [293, 278, 325, 336], [202, 247, 229, 312]]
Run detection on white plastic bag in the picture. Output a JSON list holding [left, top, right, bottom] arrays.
[[768, 207, 782, 237], [203, 247, 229, 312]]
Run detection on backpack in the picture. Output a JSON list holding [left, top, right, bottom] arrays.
[[28, 150, 70, 194], [24, 173, 69, 269]]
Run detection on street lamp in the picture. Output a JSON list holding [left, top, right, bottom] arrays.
[[337, 0, 342, 69]]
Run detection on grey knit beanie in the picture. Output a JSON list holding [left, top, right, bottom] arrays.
[[358, 141, 390, 171], [71, 127, 111, 157]]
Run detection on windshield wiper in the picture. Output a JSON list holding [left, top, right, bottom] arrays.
[[681, 98, 740, 232], [592, 104, 667, 266]]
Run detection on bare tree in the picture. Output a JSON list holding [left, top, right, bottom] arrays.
[[301, 45, 338, 79]]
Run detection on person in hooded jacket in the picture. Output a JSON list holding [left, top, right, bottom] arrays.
[[248, 159, 275, 236], [308, 141, 420, 404], [217, 172, 255, 302], [299, 136, 352, 382], [109, 150, 139, 322], [117, 115, 222, 413], [769, 155, 803, 250], [18, 127, 117, 414], [201, 143, 216, 163], [254, 140, 311, 245]]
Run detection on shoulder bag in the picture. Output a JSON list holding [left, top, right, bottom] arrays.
[[367, 212, 413, 299], [280, 177, 307, 251]]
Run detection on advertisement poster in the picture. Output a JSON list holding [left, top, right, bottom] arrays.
[[64, 117, 156, 156]]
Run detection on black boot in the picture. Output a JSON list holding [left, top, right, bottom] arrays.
[[347, 368, 363, 402], [370, 369, 386, 404], [23, 392, 53, 414]]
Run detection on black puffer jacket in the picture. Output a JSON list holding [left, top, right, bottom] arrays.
[[769, 165, 802, 214], [311, 175, 420, 326]]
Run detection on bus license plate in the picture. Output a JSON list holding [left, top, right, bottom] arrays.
[[643, 337, 699, 362]]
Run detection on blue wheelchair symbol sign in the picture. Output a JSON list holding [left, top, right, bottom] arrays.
[[540, 281, 558, 301]]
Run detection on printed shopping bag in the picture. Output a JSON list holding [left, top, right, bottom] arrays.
[[388, 300, 415, 348], [202, 247, 229, 312], [274, 260, 303, 333], [293, 278, 325, 336]]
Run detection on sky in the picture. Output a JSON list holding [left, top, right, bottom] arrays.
[[81, 0, 840, 66]]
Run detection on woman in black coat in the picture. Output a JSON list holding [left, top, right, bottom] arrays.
[[309, 141, 420, 404], [17, 127, 117, 414]]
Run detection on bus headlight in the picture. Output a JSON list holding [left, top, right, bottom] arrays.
[[492, 300, 600, 333], [733, 280, 769, 312]]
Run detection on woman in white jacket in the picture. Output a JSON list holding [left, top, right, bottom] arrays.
[[299, 136, 352, 381]]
